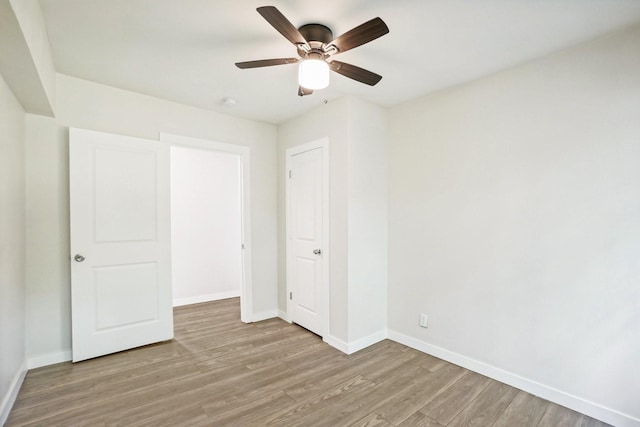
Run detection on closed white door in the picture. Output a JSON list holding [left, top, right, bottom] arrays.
[[69, 128, 173, 362], [287, 143, 326, 336]]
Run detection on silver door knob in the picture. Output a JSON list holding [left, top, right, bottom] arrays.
[[313, 249, 321, 255], [74, 254, 85, 262]]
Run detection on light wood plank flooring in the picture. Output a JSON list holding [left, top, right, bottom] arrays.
[[7, 298, 611, 426]]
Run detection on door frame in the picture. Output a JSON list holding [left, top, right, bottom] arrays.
[[160, 133, 253, 323], [285, 137, 330, 337]]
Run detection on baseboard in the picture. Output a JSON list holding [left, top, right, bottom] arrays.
[[0, 359, 27, 426], [173, 290, 241, 307], [27, 350, 72, 370], [323, 330, 388, 355], [347, 329, 388, 354], [323, 334, 349, 353], [251, 309, 278, 322], [387, 330, 639, 427], [278, 310, 290, 322]]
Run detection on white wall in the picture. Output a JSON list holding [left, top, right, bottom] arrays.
[[347, 98, 388, 346], [24, 113, 69, 366], [0, 0, 55, 115], [387, 25, 640, 426], [171, 146, 242, 306], [25, 74, 277, 365], [9, 0, 56, 111], [0, 73, 27, 424]]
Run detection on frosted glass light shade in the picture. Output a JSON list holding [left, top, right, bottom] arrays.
[[298, 59, 330, 90]]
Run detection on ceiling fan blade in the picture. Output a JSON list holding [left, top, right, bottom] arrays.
[[235, 58, 299, 69], [329, 60, 382, 86], [298, 86, 314, 97], [257, 6, 309, 47], [327, 17, 389, 54]]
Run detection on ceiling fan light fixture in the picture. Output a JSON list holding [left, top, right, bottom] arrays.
[[299, 59, 329, 90], [236, 7, 389, 95]]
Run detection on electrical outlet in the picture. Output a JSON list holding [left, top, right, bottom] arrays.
[[419, 313, 428, 328]]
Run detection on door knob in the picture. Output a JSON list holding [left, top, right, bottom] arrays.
[[74, 254, 86, 262], [313, 249, 321, 255]]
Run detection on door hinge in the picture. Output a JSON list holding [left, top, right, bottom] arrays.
[[241, 243, 245, 250], [288, 170, 292, 179], [289, 291, 292, 300]]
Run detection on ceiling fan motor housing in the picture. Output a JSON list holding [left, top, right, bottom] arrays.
[[299, 24, 333, 44], [297, 23, 334, 58]]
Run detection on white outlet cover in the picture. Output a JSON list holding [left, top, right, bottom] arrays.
[[420, 313, 428, 328]]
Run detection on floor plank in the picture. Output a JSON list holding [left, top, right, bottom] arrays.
[[6, 298, 612, 427], [398, 412, 444, 427], [419, 369, 492, 424], [493, 390, 549, 427], [373, 363, 466, 425], [537, 402, 587, 427], [447, 381, 519, 427]]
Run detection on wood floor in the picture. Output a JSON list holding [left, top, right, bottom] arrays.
[[7, 298, 610, 427]]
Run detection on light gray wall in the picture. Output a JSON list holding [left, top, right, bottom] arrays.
[[347, 98, 388, 344], [0, 73, 26, 423], [387, 25, 640, 423], [25, 74, 278, 364]]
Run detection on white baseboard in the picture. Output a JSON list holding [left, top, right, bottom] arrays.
[[387, 330, 639, 427], [323, 334, 349, 353], [278, 310, 290, 322], [27, 350, 72, 370], [173, 290, 241, 307], [0, 359, 27, 426], [347, 330, 388, 354], [323, 330, 387, 355], [251, 309, 278, 322]]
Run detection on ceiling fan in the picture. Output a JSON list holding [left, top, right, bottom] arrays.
[[235, 6, 389, 96]]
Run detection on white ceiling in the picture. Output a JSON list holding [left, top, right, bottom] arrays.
[[39, 0, 640, 124]]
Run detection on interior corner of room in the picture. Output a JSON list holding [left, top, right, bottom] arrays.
[[1, 1, 640, 426]]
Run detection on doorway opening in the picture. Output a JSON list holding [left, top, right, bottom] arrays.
[[161, 133, 253, 323], [171, 146, 241, 305]]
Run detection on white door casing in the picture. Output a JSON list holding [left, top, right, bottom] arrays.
[[70, 128, 173, 362], [286, 138, 330, 336], [159, 133, 253, 323]]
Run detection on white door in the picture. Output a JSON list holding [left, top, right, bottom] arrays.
[[69, 128, 173, 362], [287, 140, 328, 336]]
